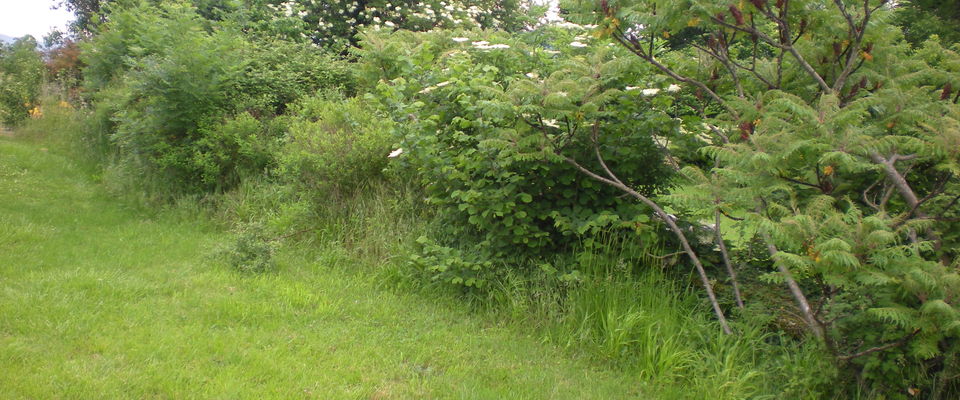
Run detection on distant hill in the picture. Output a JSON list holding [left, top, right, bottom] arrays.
[[0, 34, 15, 44]]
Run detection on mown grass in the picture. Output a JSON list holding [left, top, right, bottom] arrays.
[[0, 136, 645, 399]]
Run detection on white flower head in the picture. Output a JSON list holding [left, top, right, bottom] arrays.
[[554, 22, 584, 29], [525, 72, 539, 79], [543, 119, 561, 128], [452, 37, 470, 42], [641, 88, 661, 96], [624, 86, 640, 91], [667, 84, 682, 93], [388, 148, 404, 158], [570, 41, 588, 48], [473, 42, 510, 50]]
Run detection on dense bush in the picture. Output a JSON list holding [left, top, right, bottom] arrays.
[[219, 223, 277, 273], [0, 37, 45, 126], [355, 27, 676, 289], [237, 40, 355, 116], [80, 1, 355, 193], [894, 0, 960, 45], [277, 95, 395, 199]]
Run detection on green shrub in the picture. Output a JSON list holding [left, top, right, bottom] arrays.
[[0, 37, 45, 126], [236, 39, 356, 116], [80, 2, 357, 194], [219, 223, 277, 273], [79, 1, 185, 93], [277, 95, 395, 199], [192, 112, 279, 189], [109, 23, 249, 191], [357, 28, 675, 289], [575, 0, 960, 396]]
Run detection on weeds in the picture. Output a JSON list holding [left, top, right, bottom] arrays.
[[218, 224, 277, 274]]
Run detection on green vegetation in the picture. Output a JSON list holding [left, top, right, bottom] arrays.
[[359, 28, 676, 290], [0, 137, 645, 399], [575, 2, 960, 396], [0, 36, 44, 125], [3, 0, 960, 398]]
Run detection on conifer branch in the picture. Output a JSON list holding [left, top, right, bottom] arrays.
[[761, 232, 826, 341], [871, 152, 947, 256], [871, 153, 922, 211], [900, 175, 952, 222], [728, 53, 779, 89], [862, 177, 885, 212], [720, 208, 745, 221], [943, 194, 960, 212]]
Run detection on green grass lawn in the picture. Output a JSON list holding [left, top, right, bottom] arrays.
[[0, 137, 642, 399]]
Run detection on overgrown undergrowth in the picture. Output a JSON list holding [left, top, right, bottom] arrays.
[[5, 105, 831, 398]]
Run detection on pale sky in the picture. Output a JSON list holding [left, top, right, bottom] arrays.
[[0, 0, 74, 40]]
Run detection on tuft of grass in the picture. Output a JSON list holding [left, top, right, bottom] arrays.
[[0, 136, 647, 399]]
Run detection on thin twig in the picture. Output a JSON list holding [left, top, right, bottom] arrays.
[[839, 329, 920, 361]]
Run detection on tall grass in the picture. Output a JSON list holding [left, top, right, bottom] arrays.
[[484, 232, 832, 398]]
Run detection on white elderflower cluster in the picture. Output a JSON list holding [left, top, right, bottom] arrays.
[[525, 0, 597, 30], [277, 0, 511, 45]]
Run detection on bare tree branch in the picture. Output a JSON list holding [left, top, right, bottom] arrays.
[[871, 153, 921, 210], [561, 138, 734, 335], [761, 231, 826, 340], [838, 329, 920, 361], [613, 30, 740, 119], [711, 3, 832, 92], [716, 206, 745, 309]]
